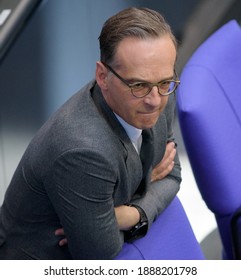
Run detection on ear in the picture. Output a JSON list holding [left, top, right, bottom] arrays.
[[95, 61, 108, 91]]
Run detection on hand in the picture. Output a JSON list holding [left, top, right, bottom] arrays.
[[151, 141, 176, 182], [114, 205, 140, 231], [55, 205, 140, 246], [55, 228, 68, 246]]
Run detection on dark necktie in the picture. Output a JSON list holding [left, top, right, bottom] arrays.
[[137, 129, 154, 195]]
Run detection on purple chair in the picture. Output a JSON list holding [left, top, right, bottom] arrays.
[[177, 20, 241, 259], [115, 196, 204, 260]]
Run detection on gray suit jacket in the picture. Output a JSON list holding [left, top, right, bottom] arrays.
[[0, 81, 181, 259]]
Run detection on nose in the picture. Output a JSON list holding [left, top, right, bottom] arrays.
[[143, 86, 162, 107]]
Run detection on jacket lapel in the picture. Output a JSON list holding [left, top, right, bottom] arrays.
[[91, 83, 143, 192]]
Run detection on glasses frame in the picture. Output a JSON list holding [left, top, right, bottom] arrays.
[[102, 61, 180, 98]]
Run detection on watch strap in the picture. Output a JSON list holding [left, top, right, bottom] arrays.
[[133, 205, 147, 223], [124, 205, 148, 242]]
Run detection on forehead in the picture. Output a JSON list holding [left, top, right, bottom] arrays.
[[114, 36, 176, 79]]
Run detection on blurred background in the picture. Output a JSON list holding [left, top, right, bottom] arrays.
[[1, 0, 241, 259]]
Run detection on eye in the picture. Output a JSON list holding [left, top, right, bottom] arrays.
[[130, 82, 148, 91], [160, 80, 172, 90]]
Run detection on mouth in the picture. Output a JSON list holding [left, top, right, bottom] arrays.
[[137, 110, 160, 129], [139, 110, 159, 116]]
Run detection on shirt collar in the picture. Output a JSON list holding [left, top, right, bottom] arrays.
[[114, 113, 142, 147]]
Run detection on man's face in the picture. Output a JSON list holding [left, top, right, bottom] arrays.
[[97, 35, 177, 129]]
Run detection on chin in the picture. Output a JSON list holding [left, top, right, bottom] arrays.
[[138, 120, 158, 130], [143, 117, 159, 128]]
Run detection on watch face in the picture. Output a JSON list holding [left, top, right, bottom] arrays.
[[124, 221, 148, 243], [124, 205, 148, 242]]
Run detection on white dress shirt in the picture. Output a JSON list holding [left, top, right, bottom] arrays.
[[114, 114, 142, 154]]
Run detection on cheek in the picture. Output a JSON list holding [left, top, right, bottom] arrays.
[[120, 100, 136, 119], [109, 88, 134, 117], [117, 99, 140, 124], [160, 97, 169, 110]]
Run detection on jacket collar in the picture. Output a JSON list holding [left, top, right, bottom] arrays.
[[91, 81, 135, 148]]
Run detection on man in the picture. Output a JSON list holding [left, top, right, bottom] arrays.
[[0, 7, 181, 259]]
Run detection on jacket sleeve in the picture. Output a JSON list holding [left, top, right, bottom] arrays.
[[129, 158, 181, 230], [46, 148, 122, 259]]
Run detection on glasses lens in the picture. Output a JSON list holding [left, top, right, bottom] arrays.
[[159, 81, 178, 96], [131, 83, 150, 97], [167, 81, 176, 93], [131, 80, 179, 98]]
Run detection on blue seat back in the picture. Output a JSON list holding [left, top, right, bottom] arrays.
[[177, 20, 241, 259], [115, 197, 204, 259]]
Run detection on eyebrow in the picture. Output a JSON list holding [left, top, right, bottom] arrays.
[[104, 61, 177, 85], [127, 75, 175, 84]]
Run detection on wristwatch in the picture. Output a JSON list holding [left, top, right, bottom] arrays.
[[124, 205, 148, 242]]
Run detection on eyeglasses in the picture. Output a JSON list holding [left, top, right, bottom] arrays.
[[102, 62, 180, 98]]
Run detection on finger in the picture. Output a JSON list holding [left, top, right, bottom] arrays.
[[55, 228, 65, 236], [151, 161, 174, 182], [163, 143, 176, 164], [165, 142, 176, 157], [155, 148, 176, 172], [59, 238, 68, 246], [150, 142, 176, 182], [160, 160, 175, 177]]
